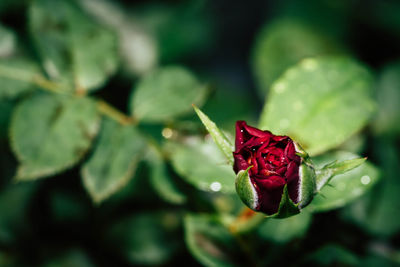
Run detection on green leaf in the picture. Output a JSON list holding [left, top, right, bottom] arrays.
[[306, 244, 360, 266], [29, 0, 118, 92], [107, 212, 180, 265], [193, 105, 234, 165], [184, 214, 239, 267], [169, 137, 236, 194], [81, 119, 146, 203], [307, 151, 380, 212], [342, 140, 400, 238], [259, 57, 376, 155], [0, 58, 40, 100], [200, 86, 256, 131], [258, 211, 312, 244], [252, 18, 343, 97], [134, 2, 215, 63], [146, 144, 186, 204], [130, 66, 207, 122], [316, 157, 367, 191], [372, 61, 400, 137], [10, 93, 100, 180]]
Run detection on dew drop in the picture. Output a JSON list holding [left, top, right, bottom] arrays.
[[361, 175, 371, 185], [162, 128, 173, 139], [240, 130, 244, 132], [210, 182, 222, 192]]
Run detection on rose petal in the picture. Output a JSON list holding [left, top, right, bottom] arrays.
[[233, 153, 249, 173], [243, 122, 273, 138], [285, 161, 299, 183], [235, 121, 247, 150], [256, 175, 286, 190]]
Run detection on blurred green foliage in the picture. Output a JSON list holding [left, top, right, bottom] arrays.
[[0, 0, 399, 266]]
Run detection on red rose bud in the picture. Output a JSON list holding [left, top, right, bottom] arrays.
[[233, 121, 316, 217]]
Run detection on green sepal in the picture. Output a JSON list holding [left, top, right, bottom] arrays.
[[294, 141, 317, 209], [316, 157, 367, 191], [273, 185, 300, 219], [235, 167, 258, 210], [193, 105, 234, 165], [298, 160, 317, 208]]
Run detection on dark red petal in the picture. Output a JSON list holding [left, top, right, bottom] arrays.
[[284, 141, 296, 160], [243, 123, 273, 138], [254, 176, 285, 215], [287, 179, 300, 204], [251, 156, 259, 175], [276, 166, 287, 175], [256, 175, 286, 190], [256, 151, 267, 170], [285, 161, 299, 183], [272, 135, 288, 142], [235, 121, 246, 151], [233, 153, 249, 174], [286, 161, 300, 204]]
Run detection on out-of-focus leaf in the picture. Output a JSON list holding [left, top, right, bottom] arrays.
[[0, 58, 40, 100], [107, 212, 180, 265], [259, 57, 376, 155], [29, 0, 118, 92], [169, 137, 236, 194], [0, 182, 37, 244], [130, 66, 207, 123], [371, 0, 400, 36], [10, 93, 100, 180], [184, 214, 240, 267], [201, 86, 256, 132], [258, 211, 312, 243], [342, 140, 400, 238], [307, 151, 380, 212], [372, 61, 400, 137], [337, 134, 366, 155], [82, 118, 145, 203], [306, 244, 360, 266], [0, 100, 13, 138], [193, 106, 234, 165], [360, 243, 400, 267], [252, 18, 343, 97], [133, 1, 214, 63], [0, 24, 16, 58], [77, 0, 157, 76], [0, 0, 26, 15], [50, 190, 88, 223], [44, 249, 95, 267], [146, 144, 186, 204]]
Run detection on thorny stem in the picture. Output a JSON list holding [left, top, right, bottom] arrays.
[[0, 64, 135, 126]]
